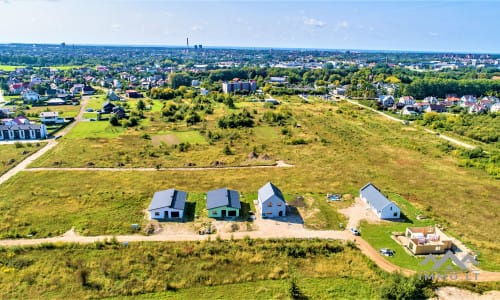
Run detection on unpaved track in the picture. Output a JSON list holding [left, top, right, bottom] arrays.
[[24, 160, 293, 172], [344, 98, 478, 149]]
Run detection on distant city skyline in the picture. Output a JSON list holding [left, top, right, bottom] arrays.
[[1, 0, 499, 54]]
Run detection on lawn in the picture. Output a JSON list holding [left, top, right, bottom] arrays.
[[0, 143, 45, 175], [25, 105, 81, 118], [63, 122, 125, 139], [0, 65, 25, 71], [152, 130, 207, 145]]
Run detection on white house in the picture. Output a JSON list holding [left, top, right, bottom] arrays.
[[490, 102, 500, 113], [360, 183, 400, 219], [39, 111, 65, 124], [148, 188, 187, 220], [399, 96, 416, 105], [378, 95, 395, 107], [258, 182, 286, 218], [22, 90, 40, 102]]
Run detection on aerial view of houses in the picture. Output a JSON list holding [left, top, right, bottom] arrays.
[[0, 1, 499, 298]]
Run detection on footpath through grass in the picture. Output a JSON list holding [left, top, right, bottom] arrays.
[[0, 143, 45, 175]]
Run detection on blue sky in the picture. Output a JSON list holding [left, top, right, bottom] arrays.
[[0, 0, 498, 53]]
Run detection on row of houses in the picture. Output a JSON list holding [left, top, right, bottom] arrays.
[[148, 182, 287, 220], [0, 116, 48, 140], [379, 94, 500, 114]]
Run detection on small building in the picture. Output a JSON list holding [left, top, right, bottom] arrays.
[[0, 122, 48, 140], [46, 98, 66, 106], [39, 111, 65, 124], [70, 84, 84, 95], [399, 96, 416, 105], [148, 188, 187, 220], [102, 101, 116, 114], [405, 226, 453, 255], [258, 182, 286, 218], [22, 90, 40, 103], [82, 85, 95, 95], [206, 188, 241, 218], [126, 90, 143, 98], [360, 183, 400, 219], [112, 106, 126, 119], [378, 95, 395, 108]]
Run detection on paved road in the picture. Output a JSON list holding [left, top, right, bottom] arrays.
[[344, 98, 478, 149], [0, 96, 90, 185]]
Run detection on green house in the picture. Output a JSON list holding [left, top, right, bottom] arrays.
[[206, 188, 241, 218]]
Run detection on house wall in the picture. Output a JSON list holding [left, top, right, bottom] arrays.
[[407, 240, 452, 255], [258, 195, 286, 218], [208, 206, 240, 218], [380, 204, 400, 219], [150, 207, 184, 220]]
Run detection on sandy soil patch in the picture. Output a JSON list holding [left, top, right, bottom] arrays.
[[152, 134, 180, 146], [339, 197, 381, 228], [433, 287, 500, 300]]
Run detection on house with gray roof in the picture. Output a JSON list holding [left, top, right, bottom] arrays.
[[258, 182, 286, 218], [148, 188, 187, 220], [206, 188, 241, 218], [360, 183, 400, 219]]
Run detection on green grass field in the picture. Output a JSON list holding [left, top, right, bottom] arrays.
[[63, 122, 125, 139], [3, 98, 500, 271], [0, 143, 45, 175], [26, 105, 81, 118], [0, 239, 384, 299]]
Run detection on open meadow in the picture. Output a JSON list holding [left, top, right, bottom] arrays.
[[0, 239, 407, 299], [2, 97, 499, 272], [0, 142, 45, 175]]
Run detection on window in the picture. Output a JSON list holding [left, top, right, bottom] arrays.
[[277, 202, 282, 207], [436, 246, 441, 251], [154, 212, 160, 216], [393, 212, 398, 217], [390, 206, 392, 211], [267, 202, 273, 207]]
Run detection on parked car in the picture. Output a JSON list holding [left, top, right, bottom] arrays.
[[380, 248, 395, 256], [350, 227, 360, 236], [86, 108, 94, 112]]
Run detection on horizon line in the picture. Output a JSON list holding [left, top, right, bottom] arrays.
[[0, 42, 498, 56]]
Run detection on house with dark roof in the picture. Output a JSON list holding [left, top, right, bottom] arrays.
[[148, 188, 187, 220], [258, 182, 286, 218], [102, 101, 116, 114], [206, 188, 241, 218], [360, 183, 400, 219]]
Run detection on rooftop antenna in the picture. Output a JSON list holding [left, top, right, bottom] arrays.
[[186, 37, 189, 54]]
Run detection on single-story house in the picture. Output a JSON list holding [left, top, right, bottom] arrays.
[[258, 182, 286, 218], [405, 226, 453, 255], [148, 188, 187, 220], [360, 183, 400, 219], [82, 85, 95, 95], [206, 188, 241, 218], [39, 111, 65, 124], [112, 106, 126, 119], [102, 101, 116, 114]]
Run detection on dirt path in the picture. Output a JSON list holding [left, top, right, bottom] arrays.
[[434, 287, 500, 300], [344, 98, 478, 149], [24, 160, 294, 172], [0, 96, 90, 185]]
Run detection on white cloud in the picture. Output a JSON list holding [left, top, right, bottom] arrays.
[[429, 32, 438, 37], [303, 17, 326, 28], [337, 20, 349, 29], [191, 25, 203, 32]]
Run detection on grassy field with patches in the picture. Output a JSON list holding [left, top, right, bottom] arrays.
[[0, 239, 386, 299], [3, 97, 500, 270], [25, 104, 81, 118], [0, 143, 45, 175]]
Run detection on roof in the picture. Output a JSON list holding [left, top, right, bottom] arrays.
[[40, 111, 59, 117], [258, 182, 285, 203], [148, 188, 187, 211], [102, 101, 116, 108], [360, 183, 396, 211], [206, 188, 241, 210]]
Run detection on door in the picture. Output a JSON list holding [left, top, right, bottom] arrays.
[[279, 211, 283, 217], [221, 210, 227, 218]]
